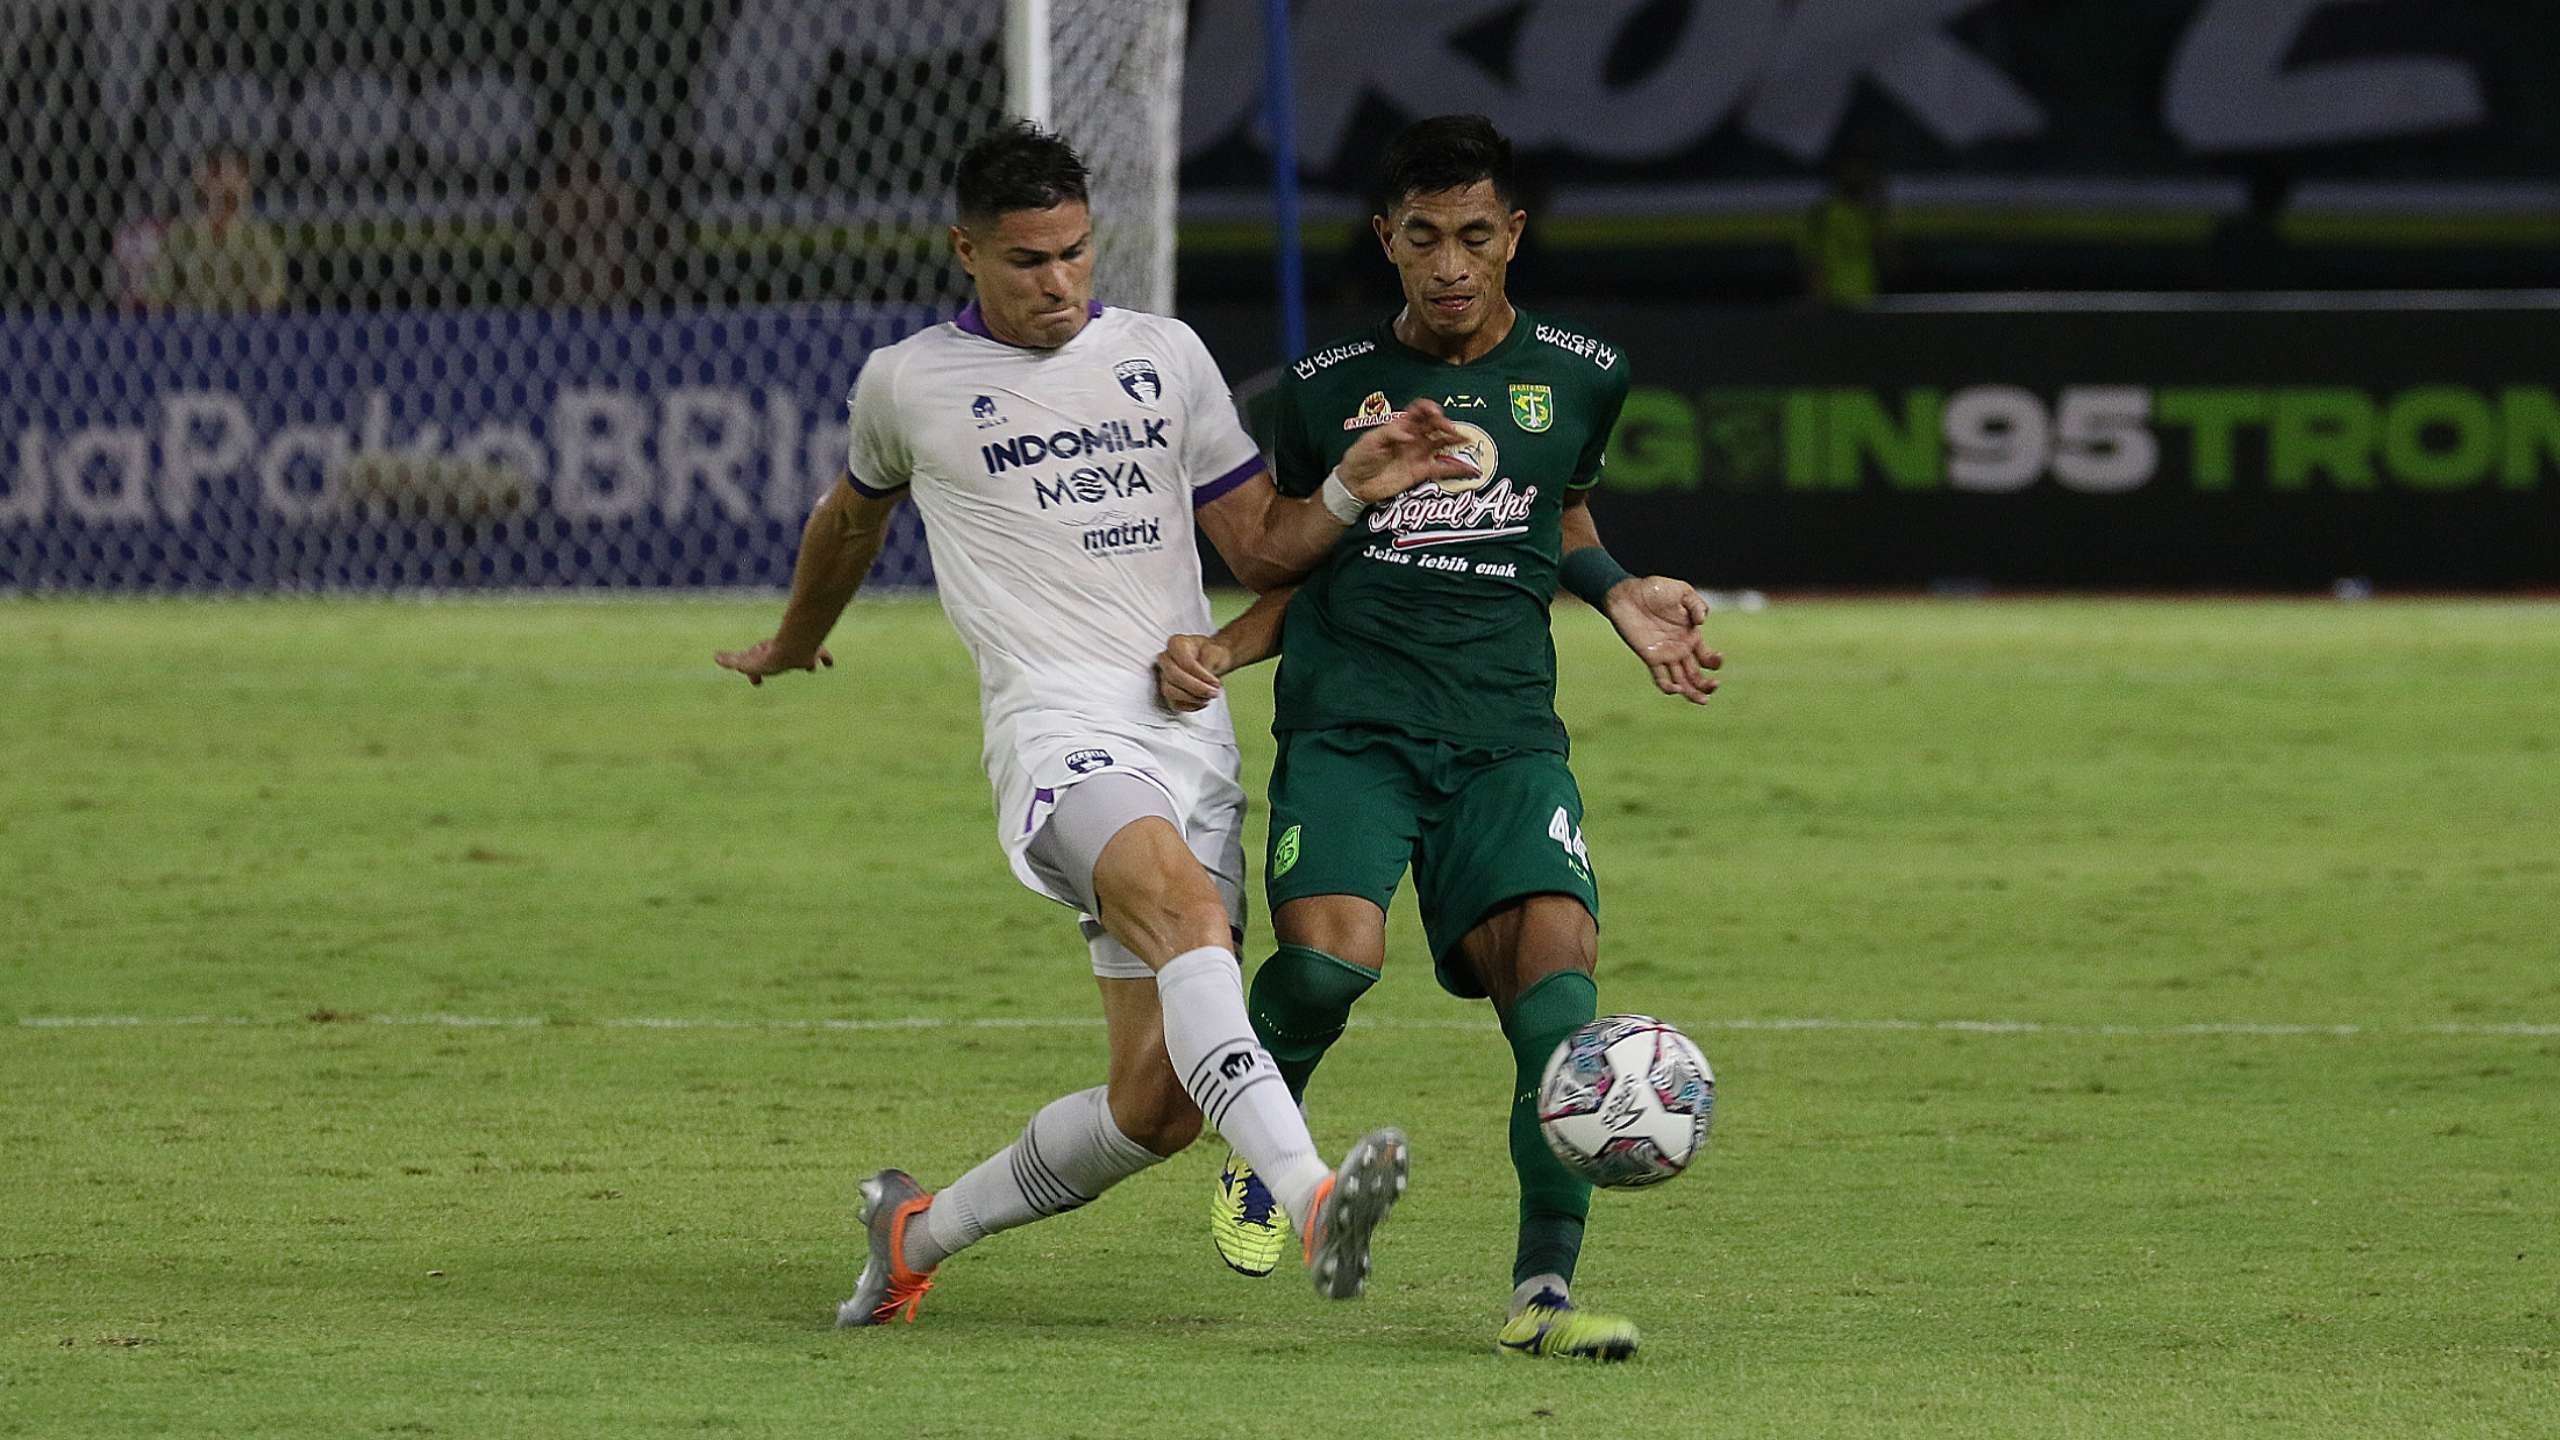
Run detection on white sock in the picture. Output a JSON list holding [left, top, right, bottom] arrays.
[[911, 1085, 1162, 1270], [1155, 945, 1331, 1228]]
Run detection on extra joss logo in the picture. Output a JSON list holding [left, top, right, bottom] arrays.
[[1342, 390, 1395, 432], [1115, 359, 1162, 407]]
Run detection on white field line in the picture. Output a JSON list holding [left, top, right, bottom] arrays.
[[12, 1013, 2558, 1039]]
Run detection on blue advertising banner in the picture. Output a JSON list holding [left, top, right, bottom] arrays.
[[1, 308, 934, 590]]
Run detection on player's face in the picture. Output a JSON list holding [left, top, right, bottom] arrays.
[[952, 202, 1097, 349], [1373, 181, 1523, 346]]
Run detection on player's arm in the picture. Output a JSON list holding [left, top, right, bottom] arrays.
[[1156, 585, 1294, 713], [1195, 398, 1478, 591], [1560, 483, 1722, 706], [715, 476, 905, 684]]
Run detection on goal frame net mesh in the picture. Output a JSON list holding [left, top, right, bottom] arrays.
[[0, 0, 1186, 591]]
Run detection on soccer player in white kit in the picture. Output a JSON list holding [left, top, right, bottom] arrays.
[[715, 123, 1480, 1325]]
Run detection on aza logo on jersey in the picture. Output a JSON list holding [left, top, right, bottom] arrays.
[[1114, 359, 1162, 407]]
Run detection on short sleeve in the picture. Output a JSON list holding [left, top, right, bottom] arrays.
[[844, 347, 914, 496], [1270, 372, 1323, 499], [1169, 322, 1265, 507], [1569, 364, 1632, 491]]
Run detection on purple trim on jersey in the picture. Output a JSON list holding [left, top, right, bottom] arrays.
[[1021, 785, 1057, 836], [1192, 455, 1265, 508], [953, 299, 1105, 345], [846, 473, 905, 499]]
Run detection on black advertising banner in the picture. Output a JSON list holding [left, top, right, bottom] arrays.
[[1182, 0, 2554, 192], [1573, 304, 2560, 588]]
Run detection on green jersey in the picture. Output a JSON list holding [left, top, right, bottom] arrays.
[[1269, 309, 1630, 753]]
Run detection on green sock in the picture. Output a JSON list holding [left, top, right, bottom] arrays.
[[1245, 943, 1379, 1102], [1503, 969, 1599, 1290]]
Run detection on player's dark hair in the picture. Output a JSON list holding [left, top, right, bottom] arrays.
[[954, 121, 1091, 224], [1374, 114, 1517, 216]]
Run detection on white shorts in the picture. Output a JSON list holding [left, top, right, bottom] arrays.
[[989, 715, 1248, 980]]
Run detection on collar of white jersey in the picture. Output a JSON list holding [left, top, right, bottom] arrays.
[[951, 299, 1107, 348]]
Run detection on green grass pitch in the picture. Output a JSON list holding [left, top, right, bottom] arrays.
[[4, 595, 2556, 1437]]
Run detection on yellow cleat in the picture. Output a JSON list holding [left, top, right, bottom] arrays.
[[1497, 1301, 1641, 1362], [1209, 1149, 1287, 1278]]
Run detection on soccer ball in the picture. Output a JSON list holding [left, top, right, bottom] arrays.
[[1537, 1015, 1715, 1188]]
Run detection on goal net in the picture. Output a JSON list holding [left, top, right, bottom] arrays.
[[0, 0, 1186, 591]]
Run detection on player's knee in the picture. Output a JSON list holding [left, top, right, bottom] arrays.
[[1125, 887, 1234, 960], [1274, 898, 1388, 973], [1474, 894, 1597, 1006], [1112, 1072, 1204, 1155], [1517, 895, 1597, 967], [1136, 1104, 1204, 1156]]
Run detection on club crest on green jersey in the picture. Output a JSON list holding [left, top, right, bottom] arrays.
[[1509, 384, 1553, 433]]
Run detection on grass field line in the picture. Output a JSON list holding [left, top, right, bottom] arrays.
[[14, 1012, 2557, 1039]]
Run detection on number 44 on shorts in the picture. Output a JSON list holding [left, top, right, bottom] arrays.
[[1547, 807, 1592, 881]]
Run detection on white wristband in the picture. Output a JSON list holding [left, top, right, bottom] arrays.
[[1317, 469, 1367, 524]]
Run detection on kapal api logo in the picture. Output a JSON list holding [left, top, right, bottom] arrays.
[[1115, 359, 1162, 407], [1342, 390, 1395, 432], [1432, 420, 1499, 495], [1369, 477, 1537, 551]]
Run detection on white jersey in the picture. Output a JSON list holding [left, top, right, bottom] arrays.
[[845, 300, 1264, 768]]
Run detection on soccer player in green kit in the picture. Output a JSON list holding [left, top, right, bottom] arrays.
[[1154, 115, 1721, 1360]]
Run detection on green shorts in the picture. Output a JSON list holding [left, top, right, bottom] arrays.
[[1264, 726, 1599, 998]]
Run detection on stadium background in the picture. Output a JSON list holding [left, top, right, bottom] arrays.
[[5, 0, 2554, 593]]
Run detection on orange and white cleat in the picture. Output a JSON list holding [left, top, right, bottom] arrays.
[[1303, 1128, 1409, 1301], [835, 1169, 937, 1327]]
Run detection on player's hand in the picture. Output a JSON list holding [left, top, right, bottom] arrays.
[[1600, 577, 1721, 705], [714, 637, 834, 686], [1155, 633, 1232, 713], [1337, 396, 1482, 503]]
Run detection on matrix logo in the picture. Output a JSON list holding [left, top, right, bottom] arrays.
[[1079, 515, 1164, 557], [1602, 384, 2560, 494]]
